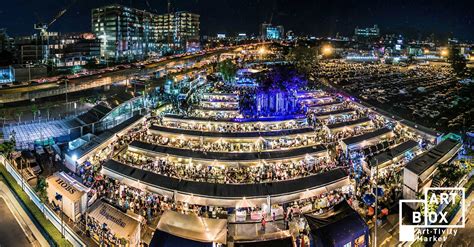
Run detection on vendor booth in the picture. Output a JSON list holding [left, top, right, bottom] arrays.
[[150, 210, 227, 247], [46, 172, 89, 222], [87, 200, 141, 246], [305, 200, 369, 247]]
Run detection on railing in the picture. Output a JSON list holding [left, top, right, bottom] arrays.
[[0, 155, 86, 247]]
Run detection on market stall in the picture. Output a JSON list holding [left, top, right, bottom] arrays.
[[150, 210, 227, 247], [305, 200, 369, 247], [86, 200, 141, 246], [46, 172, 89, 222]]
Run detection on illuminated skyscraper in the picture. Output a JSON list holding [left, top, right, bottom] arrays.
[[92, 5, 199, 60], [260, 23, 284, 40], [155, 12, 200, 50], [92, 4, 158, 61]]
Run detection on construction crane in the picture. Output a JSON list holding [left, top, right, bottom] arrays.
[[33, 0, 77, 63]]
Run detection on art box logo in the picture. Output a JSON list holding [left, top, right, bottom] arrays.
[[399, 188, 465, 242]]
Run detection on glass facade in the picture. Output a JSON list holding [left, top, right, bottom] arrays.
[[92, 5, 200, 60]]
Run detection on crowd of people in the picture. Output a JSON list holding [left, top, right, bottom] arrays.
[[138, 130, 319, 152], [116, 151, 337, 184], [158, 116, 309, 133]]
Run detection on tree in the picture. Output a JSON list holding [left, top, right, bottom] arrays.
[[31, 104, 39, 120], [35, 177, 48, 201], [260, 65, 307, 91], [406, 54, 416, 65], [15, 111, 23, 123], [0, 141, 15, 157], [448, 47, 467, 76], [83, 59, 98, 70], [218, 59, 237, 82], [286, 46, 318, 75]]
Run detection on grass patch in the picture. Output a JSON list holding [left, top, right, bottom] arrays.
[[0, 164, 72, 247], [464, 175, 474, 194]]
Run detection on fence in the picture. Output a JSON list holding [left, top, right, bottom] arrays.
[[0, 155, 86, 247]]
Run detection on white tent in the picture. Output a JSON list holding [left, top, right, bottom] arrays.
[[156, 211, 228, 244]]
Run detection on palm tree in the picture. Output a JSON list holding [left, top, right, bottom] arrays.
[[31, 104, 39, 121], [15, 112, 23, 124]]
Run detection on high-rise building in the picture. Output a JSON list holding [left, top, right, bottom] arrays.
[[92, 5, 200, 60], [92, 4, 158, 61], [354, 25, 380, 38], [155, 12, 200, 50], [13, 32, 100, 66], [0, 29, 14, 53], [260, 23, 284, 40]]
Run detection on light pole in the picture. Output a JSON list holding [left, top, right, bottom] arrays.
[[374, 158, 378, 247], [27, 63, 32, 82], [55, 193, 64, 238], [20, 159, 24, 190]]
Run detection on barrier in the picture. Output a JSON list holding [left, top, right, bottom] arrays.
[[0, 155, 86, 247]]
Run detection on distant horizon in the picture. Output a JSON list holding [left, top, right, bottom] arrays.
[[1, 0, 473, 41]]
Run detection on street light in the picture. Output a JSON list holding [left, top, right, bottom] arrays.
[[55, 193, 64, 238], [321, 45, 334, 56], [440, 49, 449, 57], [374, 158, 379, 247]]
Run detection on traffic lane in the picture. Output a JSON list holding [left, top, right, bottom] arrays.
[[0, 48, 228, 96], [0, 197, 32, 247], [442, 206, 474, 247]]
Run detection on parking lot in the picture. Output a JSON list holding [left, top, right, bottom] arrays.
[[315, 62, 473, 132]]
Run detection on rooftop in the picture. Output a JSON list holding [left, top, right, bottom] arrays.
[[404, 139, 461, 175]]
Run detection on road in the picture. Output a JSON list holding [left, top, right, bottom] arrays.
[[0, 180, 49, 247], [0, 44, 260, 104], [0, 197, 31, 247], [436, 189, 474, 247]]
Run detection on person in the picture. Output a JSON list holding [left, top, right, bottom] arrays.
[[261, 216, 266, 233], [272, 211, 276, 222], [296, 234, 301, 247]]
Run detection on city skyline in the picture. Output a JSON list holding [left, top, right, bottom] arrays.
[[1, 0, 474, 41]]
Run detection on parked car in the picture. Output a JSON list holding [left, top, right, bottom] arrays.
[[21, 151, 42, 175]]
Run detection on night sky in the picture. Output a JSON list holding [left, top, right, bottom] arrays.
[[1, 0, 473, 41]]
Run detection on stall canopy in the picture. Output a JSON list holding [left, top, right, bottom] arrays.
[[88, 201, 140, 241], [150, 230, 212, 247], [234, 237, 294, 247], [362, 194, 375, 205], [150, 211, 227, 246], [305, 200, 369, 247]]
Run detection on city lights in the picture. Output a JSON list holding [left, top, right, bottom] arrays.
[[440, 49, 449, 57], [258, 46, 267, 55]]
